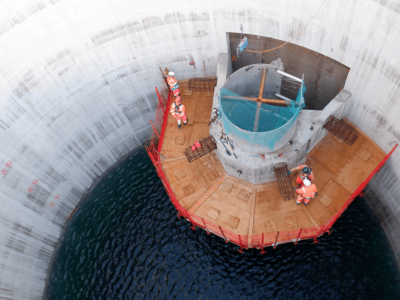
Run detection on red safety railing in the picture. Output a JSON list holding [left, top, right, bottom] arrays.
[[146, 79, 398, 252], [321, 143, 398, 235]]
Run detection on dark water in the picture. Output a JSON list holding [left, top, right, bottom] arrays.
[[47, 148, 400, 300]]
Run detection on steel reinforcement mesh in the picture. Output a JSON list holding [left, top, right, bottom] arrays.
[[145, 79, 397, 252], [323, 116, 359, 145], [274, 163, 295, 201], [188, 77, 217, 91], [184, 136, 217, 162]]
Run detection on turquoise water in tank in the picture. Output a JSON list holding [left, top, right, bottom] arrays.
[[47, 148, 400, 300], [221, 97, 294, 132]]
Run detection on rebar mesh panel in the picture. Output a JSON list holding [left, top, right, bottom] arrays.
[[185, 136, 217, 163], [188, 77, 217, 91], [274, 163, 295, 201], [323, 116, 359, 145]]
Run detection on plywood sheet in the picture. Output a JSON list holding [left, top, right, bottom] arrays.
[[194, 197, 250, 235], [302, 156, 334, 191], [306, 180, 351, 225], [333, 141, 382, 193], [309, 133, 366, 173], [211, 179, 254, 213]]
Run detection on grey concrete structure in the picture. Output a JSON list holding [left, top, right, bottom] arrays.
[[210, 57, 351, 184], [1, 0, 400, 298]]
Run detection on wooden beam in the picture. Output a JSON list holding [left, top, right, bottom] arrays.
[[254, 69, 268, 132], [258, 68, 267, 99], [221, 95, 290, 107]]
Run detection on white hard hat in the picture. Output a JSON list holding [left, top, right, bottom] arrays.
[[303, 178, 311, 187], [168, 71, 175, 76]]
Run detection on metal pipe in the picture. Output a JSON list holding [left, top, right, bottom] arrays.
[[275, 93, 294, 102], [277, 70, 302, 83]]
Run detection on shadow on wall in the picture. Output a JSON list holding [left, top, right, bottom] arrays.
[[229, 33, 350, 110]]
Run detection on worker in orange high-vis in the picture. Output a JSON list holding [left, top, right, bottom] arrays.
[[170, 96, 188, 129], [287, 165, 314, 185], [167, 71, 180, 97], [295, 177, 317, 205]]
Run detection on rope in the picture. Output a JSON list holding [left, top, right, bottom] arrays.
[[244, 0, 334, 54]]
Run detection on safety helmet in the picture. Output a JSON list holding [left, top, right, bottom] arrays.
[[302, 167, 312, 175], [168, 71, 175, 76], [303, 178, 311, 187]]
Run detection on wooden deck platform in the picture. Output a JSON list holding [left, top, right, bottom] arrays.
[[160, 82, 386, 242]]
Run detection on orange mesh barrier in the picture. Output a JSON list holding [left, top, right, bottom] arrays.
[[146, 79, 398, 252]]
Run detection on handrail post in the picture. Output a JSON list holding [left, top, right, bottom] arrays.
[[187, 216, 196, 231], [273, 231, 279, 249], [202, 218, 210, 235], [237, 235, 244, 253], [313, 226, 324, 243], [219, 226, 228, 243], [295, 228, 302, 245], [260, 233, 267, 254]]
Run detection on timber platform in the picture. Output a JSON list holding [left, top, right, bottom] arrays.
[[147, 79, 394, 250]]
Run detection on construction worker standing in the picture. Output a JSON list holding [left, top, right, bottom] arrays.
[[167, 71, 180, 97], [295, 177, 317, 205], [170, 96, 188, 129], [288, 165, 314, 185]]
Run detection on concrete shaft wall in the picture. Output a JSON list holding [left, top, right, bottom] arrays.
[[1, 0, 400, 298]]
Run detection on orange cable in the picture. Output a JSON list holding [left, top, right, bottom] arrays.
[[244, 0, 334, 54]]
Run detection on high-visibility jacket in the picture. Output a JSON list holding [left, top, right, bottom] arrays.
[[295, 164, 314, 181], [296, 184, 317, 200], [167, 76, 179, 90], [170, 102, 186, 117]]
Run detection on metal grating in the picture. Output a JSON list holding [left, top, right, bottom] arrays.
[[188, 77, 217, 91], [274, 163, 295, 201], [323, 116, 359, 145], [184, 136, 218, 163]]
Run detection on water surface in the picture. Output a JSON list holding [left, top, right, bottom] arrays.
[[47, 148, 400, 299]]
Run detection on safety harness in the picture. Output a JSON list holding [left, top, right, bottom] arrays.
[[173, 103, 183, 115]]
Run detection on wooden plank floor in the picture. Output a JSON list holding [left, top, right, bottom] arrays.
[[160, 82, 386, 241]]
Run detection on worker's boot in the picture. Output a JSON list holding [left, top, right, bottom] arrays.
[[184, 118, 188, 125], [178, 123, 181, 129]]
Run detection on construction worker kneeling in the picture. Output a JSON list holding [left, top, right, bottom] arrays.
[[288, 165, 314, 186], [295, 177, 317, 205], [170, 96, 188, 129]]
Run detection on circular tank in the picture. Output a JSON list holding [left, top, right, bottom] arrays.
[[219, 63, 305, 153]]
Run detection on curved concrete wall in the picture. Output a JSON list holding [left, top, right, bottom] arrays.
[[1, 0, 400, 298]]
